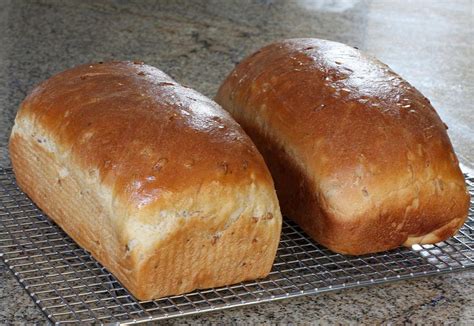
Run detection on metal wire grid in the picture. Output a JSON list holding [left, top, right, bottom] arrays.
[[0, 167, 473, 324]]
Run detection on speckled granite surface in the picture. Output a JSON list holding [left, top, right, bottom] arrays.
[[0, 0, 473, 324]]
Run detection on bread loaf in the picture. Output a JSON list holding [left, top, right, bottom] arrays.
[[216, 38, 469, 255], [9, 61, 282, 299]]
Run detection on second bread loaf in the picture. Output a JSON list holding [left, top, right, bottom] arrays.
[[216, 38, 469, 255]]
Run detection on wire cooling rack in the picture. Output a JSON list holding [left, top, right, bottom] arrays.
[[0, 167, 473, 324]]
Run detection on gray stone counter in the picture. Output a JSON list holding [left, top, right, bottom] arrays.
[[0, 0, 472, 323]]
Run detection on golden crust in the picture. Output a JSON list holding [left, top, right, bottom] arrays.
[[9, 62, 282, 299], [15, 61, 271, 209], [216, 38, 470, 255]]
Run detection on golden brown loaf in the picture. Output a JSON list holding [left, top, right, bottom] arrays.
[[9, 61, 282, 299], [216, 38, 470, 255]]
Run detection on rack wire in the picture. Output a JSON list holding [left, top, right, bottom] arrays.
[[0, 167, 473, 324]]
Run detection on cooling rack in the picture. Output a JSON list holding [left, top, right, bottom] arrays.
[[0, 167, 473, 324]]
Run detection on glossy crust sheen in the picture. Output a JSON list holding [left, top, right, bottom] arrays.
[[9, 61, 282, 299], [216, 38, 470, 255]]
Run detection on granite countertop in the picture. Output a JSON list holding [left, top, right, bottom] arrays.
[[0, 0, 473, 324]]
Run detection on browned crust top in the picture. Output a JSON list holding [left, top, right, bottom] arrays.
[[18, 61, 273, 210], [217, 38, 467, 211]]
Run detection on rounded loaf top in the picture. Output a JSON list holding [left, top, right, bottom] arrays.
[[216, 38, 467, 218], [17, 61, 274, 210]]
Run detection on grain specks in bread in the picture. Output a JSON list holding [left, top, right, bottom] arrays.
[[216, 39, 469, 255], [9, 61, 282, 299]]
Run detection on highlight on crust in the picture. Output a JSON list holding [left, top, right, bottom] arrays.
[[9, 61, 282, 300], [215, 38, 470, 255]]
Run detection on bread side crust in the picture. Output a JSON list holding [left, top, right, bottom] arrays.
[[10, 104, 282, 300], [10, 131, 135, 286]]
